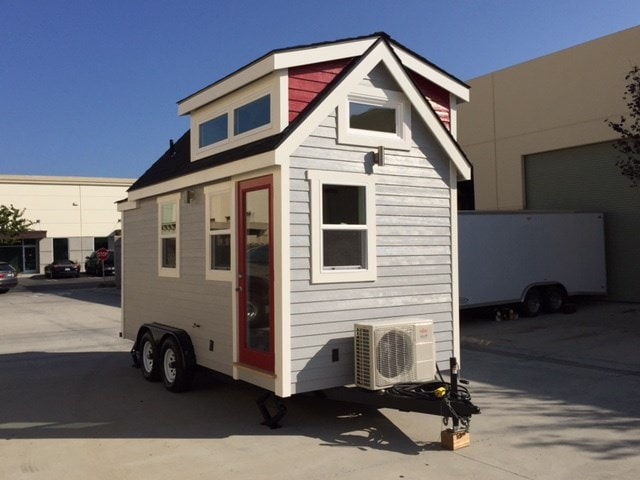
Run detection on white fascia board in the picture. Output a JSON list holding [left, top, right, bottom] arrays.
[[126, 151, 277, 202], [117, 200, 139, 212], [272, 37, 376, 70], [178, 38, 377, 116], [278, 41, 471, 180], [392, 46, 470, 103], [178, 58, 277, 116], [0, 174, 136, 187]]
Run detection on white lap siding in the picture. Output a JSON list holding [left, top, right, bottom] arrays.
[[122, 190, 234, 377], [289, 108, 454, 394]]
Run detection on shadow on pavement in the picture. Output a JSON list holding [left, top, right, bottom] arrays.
[[0, 351, 433, 455]]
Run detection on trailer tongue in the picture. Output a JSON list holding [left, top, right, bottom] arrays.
[[258, 357, 480, 449]]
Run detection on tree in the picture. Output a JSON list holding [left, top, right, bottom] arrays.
[[0, 204, 35, 244], [607, 65, 640, 187]]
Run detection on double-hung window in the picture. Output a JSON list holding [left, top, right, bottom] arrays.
[[308, 170, 376, 283], [205, 183, 232, 281], [158, 193, 180, 277]]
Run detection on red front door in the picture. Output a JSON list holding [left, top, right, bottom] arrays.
[[237, 175, 274, 372]]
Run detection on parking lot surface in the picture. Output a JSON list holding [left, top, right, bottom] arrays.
[[1, 282, 639, 479]]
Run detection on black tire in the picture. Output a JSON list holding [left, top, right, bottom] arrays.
[[520, 288, 542, 317], [139, 332, 160, 381], [0, 288, 8, 294], [160, 337, 192, 392], [543, 286, 565, 313]]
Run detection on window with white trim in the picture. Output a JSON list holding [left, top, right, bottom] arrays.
[[199, 113, 228, 148], [308, 170, 376, 283], [197, 93, 271, 154], [205, 183, 232, 281], [158, 194, 180, 277], [338, 88, 411, 150]]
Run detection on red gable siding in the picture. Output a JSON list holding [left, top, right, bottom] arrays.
[[288, 58, 353, 123], [408, 71, 451, 130]]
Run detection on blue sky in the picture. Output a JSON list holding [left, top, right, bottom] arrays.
[[1, 0, 639, 179]]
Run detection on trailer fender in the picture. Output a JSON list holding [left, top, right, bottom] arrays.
[[131, 323, 197, 372]]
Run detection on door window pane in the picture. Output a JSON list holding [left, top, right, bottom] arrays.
[[244, 188, 270, 353]]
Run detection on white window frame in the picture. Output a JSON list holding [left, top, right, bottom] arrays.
[[157, 193, 180, 278], [198, 111, 230, 150], [232, 92, 272, 140], [337, 87, 411, 150], [204, 182, 233, 281], [196, 89, 272, 156], [307, 170, 377, 284]]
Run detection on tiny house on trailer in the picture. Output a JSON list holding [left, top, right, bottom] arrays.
[[119, 33, 472, 401]]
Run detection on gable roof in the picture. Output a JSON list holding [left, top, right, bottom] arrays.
[[178, 32, 469, 115], [130, 33, 471, 195]]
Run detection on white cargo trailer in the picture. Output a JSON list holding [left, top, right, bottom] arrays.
[[458, 211, 607, 315]]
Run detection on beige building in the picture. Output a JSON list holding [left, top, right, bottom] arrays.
[[0, 175, 134, 273], [458, 26, 640, 301]]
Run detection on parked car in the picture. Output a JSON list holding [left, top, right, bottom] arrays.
[[85, 250, 115, 276], [0, 262, 18, 293], [45, 259, 81, 279]]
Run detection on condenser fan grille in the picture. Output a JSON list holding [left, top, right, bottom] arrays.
[[375, 327, 416, 384]]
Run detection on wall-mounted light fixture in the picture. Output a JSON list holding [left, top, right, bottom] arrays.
[[186, 189, 196, 204], [373, 146, 385, 167]]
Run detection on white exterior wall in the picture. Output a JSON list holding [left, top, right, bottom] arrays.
[[288, 106, 455, 394], [0, 175, 134, 270]]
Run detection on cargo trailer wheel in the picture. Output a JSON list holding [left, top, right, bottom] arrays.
[[520, 289, 542, 317], [139, 332, 160, 381], [160, 337, 192, 392], [543, 286, 565, 313]]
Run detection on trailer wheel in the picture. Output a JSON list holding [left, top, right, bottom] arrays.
[[520, 289, 542, 317], [160, 337, 192, 393], [543, 286, 565, 313], [139, 332, 160, 381]]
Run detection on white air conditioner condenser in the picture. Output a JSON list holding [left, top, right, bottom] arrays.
[[354, 320, 436, 390]]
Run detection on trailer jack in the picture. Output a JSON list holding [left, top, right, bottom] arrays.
[[257, 391, 287, 429]]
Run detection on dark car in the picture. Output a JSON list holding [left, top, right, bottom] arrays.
[[85, 250, 115, 276], [45, 259, 81, 279], [0, 262, 18, 293]]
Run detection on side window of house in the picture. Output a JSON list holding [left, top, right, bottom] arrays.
[[205, 184, 232, 281], [158, 194, 180, 277], [308, 171, 376, 283]]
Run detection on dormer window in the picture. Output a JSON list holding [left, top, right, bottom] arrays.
[[196, 93, 272, 156], [234, 94, 270, 135], [199, 113, 228, 148]]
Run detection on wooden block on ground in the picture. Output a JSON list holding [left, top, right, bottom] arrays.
[[441, 429, 471, 450]]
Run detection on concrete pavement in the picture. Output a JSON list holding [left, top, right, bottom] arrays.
[[1, 284, 639, 479]]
